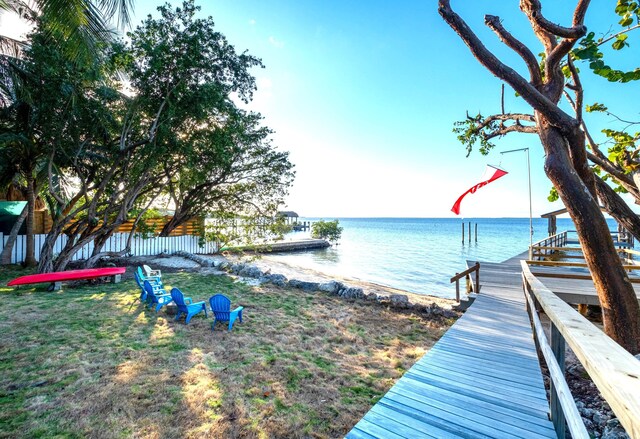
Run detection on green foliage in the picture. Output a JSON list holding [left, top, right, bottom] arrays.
[[547, 187, 559, 202], [203, 212, 293, 251], [311, 220, 343, 244], [572, 1, 640, 82], [585, 103, 608, 113], [602, 128, 640, 171], [453, 113, 496, 157], [0, 1, 294, 270], [124, 1, 294, 236], [268, 216, 294, 240], [131, 209, 164, 239]]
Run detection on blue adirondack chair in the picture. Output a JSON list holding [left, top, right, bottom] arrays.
[[137, 266, 162, 286], [133, 271, 148, 301], [135, 271, 165, 302], [209, 294, 243, 331], [144, 280, 172, 312], [170, 288, 207, 324]]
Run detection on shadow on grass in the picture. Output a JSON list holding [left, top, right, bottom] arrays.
[[0, 266, 455, 438]]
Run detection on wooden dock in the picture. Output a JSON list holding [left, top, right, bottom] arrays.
[[346, 252, 556, 438], [222, 238, 330, 253]]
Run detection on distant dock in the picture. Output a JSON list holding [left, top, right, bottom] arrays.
[[222, 238, 329, 253]]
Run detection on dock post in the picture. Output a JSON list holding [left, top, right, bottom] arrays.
[[462, 223, 464, 244], [475, 223, 477, 242], [468, 222, 471, 244]]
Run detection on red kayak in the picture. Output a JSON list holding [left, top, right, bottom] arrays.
[[7, 267, 126, 286]]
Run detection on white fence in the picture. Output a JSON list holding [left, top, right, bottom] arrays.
[[0, 232, 218, 264]]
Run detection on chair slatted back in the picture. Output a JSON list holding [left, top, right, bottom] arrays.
[[209, 294, 231, 320], [143, 280, 160, 302], [170, 288, 189, 313]]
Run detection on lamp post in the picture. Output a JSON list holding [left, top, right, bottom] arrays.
[[500, 147, 533, 258]]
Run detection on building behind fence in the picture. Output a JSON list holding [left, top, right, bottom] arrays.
[[0, 232, 217, 265]]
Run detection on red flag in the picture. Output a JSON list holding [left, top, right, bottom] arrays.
[[451, 165, 508, 215]]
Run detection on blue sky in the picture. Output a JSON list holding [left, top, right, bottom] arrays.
[[4, 1, 638, 218]]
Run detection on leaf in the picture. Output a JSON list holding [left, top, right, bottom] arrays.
[[585, 103, 608, 113], [619, 15, 634, 26]]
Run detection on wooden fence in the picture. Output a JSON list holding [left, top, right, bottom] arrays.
[[0, 232, 217, 265], [28, 211, 203, 236]]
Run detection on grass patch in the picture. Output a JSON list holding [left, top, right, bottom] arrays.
[[0, 264, 455, 438]]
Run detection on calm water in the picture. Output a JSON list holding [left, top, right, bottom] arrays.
[[267, 217, 618, 299]]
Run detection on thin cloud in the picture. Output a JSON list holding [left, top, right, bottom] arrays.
[[249, 19, 256, 25], [268, 36, 284, 48]]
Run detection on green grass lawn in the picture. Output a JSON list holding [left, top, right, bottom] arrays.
[[0, 266, 455, 438]]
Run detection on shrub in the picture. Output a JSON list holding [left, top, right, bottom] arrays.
[[311, 220, 343, 244]]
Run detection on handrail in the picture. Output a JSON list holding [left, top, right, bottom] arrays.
[[527, 260, 640, 270], [450, 262, 479, 302], [531, 230, 569, 248], [521, 261, 640, 438], [530, 231, 569, 260], [533, 246, 628, 252]]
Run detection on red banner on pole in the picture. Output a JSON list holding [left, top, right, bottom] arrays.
[[451, 165, 508, 215]]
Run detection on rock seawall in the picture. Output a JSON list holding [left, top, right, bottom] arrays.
[[174, 251, 457, 318]]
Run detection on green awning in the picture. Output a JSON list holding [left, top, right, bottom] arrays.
[[0, 201, 27, 216]]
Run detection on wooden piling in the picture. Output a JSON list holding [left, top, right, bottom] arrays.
[[475, 223, 478, 242], [468, 222, 471, 244], [462, 222, 464, 244]]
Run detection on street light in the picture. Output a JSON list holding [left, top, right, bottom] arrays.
[[500, 147, 533, 258]]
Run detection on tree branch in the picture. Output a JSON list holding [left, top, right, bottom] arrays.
[[485, 15, 543, 87], [438, 0, 578, 132]]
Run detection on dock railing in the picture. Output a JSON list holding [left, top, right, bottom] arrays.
[[521, 260, 640, 439], [450, 262, 479, 302], [530, 231, 569, 260]]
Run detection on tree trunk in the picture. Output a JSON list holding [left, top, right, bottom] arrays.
[[594, 175, 640, 242], [24, 176, 37, 267], [159, 212, 192, 237], [541, 120, 640, 353], [0, 204, 28, 264]]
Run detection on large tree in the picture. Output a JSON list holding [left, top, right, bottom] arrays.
[[0, 0, 134, 60], [120, 0, 292, 238], [35, 1, 290, 272], [159, 111, 294, 237], [439, 0, 640, 353]]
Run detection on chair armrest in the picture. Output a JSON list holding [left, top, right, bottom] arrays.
[[185, 297, 193, 304], [191, 301, 206, 307], [231, 306, 244, 314]]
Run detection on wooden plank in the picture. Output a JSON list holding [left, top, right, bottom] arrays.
[[404, 367, 550, 415], [410, 361, 546, 400], [347, 418, 409, 439], [429, 341, 541, 370], [383, 390, 553, 439], [528, 260, 640, 270], [368, 404, 461, 439], [392, 378, 554, 431]]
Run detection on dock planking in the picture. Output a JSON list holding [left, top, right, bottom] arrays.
[[346, 253, 556, 438]]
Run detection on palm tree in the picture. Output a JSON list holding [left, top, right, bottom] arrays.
[[0, 0, 134, 61]]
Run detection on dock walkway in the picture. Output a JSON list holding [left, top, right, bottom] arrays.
[[346, 253, 556, 438]]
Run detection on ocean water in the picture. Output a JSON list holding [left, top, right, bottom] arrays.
[[266, 217, 619, 299]]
